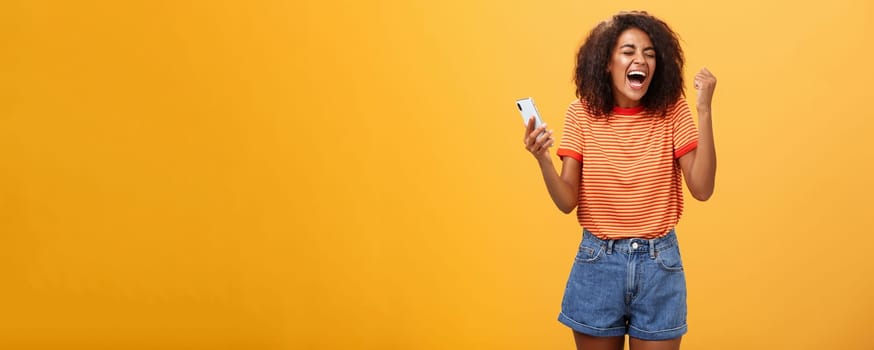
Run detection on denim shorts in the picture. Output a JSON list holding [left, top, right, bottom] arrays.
[[557, 228, 687, 341]]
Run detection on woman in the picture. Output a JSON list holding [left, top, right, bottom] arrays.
[[523, 11, 717, 350]]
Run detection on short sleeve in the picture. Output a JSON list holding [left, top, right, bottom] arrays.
[[556, 101, 585, 162], [672, 98, 699, 159]]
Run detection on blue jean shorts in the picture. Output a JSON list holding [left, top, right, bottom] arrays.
[[558, 228, 687, 341]]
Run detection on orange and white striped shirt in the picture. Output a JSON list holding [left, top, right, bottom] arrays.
[[556, 98, 698, 239]]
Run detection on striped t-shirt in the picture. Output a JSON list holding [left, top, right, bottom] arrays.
[[556, 98, 698, 239]]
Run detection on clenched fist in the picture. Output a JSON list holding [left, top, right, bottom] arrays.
[[694, 68, 717, 113]]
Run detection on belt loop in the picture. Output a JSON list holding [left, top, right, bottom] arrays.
[[648, 238, 656, 259], [606, 239, 615, 255]]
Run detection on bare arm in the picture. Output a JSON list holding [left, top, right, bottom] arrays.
[[679, 68, 717, 201], [524, 118, 581, 213]]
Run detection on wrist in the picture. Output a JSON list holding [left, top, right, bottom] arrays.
[[536, 154, 554, 167]]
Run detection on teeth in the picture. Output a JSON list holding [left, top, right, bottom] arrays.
[[628, 71, 647, 77]]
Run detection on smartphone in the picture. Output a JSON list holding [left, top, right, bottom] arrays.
[[516, 97, 546, 137]]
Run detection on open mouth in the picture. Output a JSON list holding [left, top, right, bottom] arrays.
[[627, 70, 647, 89]]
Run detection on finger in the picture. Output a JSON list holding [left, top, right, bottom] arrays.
[[535, 131, 554, 149], [524, 119, 540, 144], [528, 138, 540, 153], [696, 76, 715, 90], [524, 120, 539, 144], [534, 138, 552, 154], [526, 131, 538, 146], [525, 116, 535, 133], [545, 138, 555, 151], [532, 136, 546, 153], [529, 124, 547, 141], [695, 74, 710, 87]]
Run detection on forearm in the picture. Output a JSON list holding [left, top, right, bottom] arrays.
[[537, 157, 579, 213], [690, 110, 717, 200]]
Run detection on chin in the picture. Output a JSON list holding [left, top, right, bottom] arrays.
[[619, 85, 649, 101], [622, 92, 646, 103]]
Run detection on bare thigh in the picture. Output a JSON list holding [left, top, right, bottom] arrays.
[[629, 336, 682, 350], [572, 331, 624, 350]]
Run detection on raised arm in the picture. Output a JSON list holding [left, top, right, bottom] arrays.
[[678, 68, 717, 201]]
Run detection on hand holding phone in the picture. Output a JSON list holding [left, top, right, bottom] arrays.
[[517, 97, 553, 160]]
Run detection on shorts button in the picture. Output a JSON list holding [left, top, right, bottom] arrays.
[[631, 242, 639, 249]]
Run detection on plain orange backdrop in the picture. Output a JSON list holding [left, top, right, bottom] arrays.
[[1, 0, 873, 349]]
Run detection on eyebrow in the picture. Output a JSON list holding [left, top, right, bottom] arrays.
[[620, 44, 655, 51]]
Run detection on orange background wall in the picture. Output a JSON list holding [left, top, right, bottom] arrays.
[[1, 0, 873, 349]]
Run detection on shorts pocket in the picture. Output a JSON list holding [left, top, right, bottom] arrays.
[[655, 244, 684, 272], [575, 239, 604, 263]]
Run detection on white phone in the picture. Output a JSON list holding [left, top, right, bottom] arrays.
[[516, 97, 545, 136]]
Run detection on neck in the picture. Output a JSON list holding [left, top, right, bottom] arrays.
[[614, 95, 641, 108]]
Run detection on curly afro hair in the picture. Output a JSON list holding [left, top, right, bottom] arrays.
[[575, 11, 685, 117]]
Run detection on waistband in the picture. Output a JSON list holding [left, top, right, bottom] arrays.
[[583, 228, 678, 256]]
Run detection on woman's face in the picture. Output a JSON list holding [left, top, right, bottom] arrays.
[[608, 27, 656, 108]]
